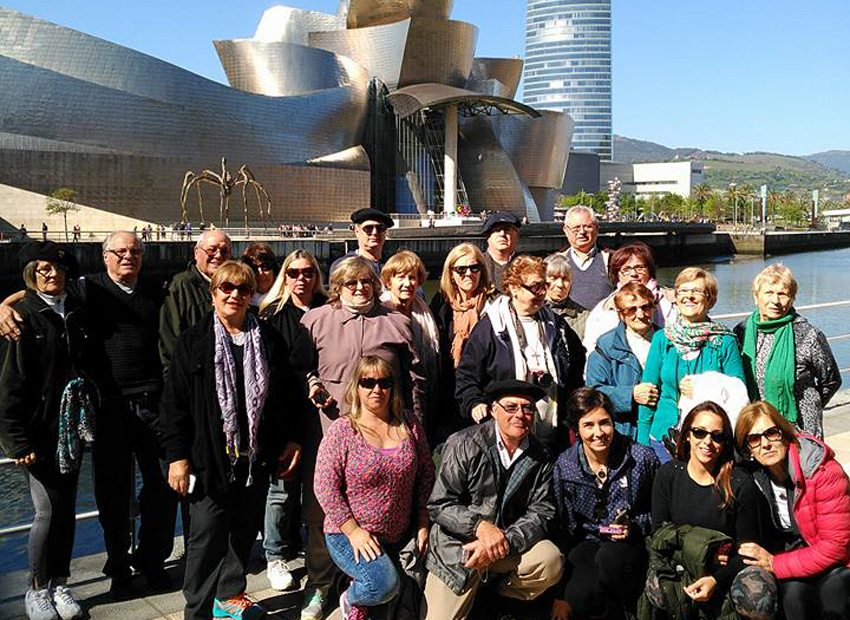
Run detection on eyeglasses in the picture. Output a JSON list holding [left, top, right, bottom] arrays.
[[358, 377, 392, 390], [493, 401, 536, 416], [35, 264, 67, 277], [286, 267, 316, 279], [250, 262, 275, 273], [452, 264, 482, 276], [520, 282, 548, 296], [342, 278, 373, 290], [676, 288, 708, 299], [620, 302, 654, 318], [619, 265, 648, 276], [565, 224, 596, 234], [106, 248, 142, 259], [217, 282, 252, 296], [360, 224, 387, 235], [201, 245, 230, 258], [690, 427, 727, 444], [746, 426, 784, 448]]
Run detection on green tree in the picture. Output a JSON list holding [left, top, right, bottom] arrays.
[[692, 184, 714, 216], [45, 188, 80, 242]]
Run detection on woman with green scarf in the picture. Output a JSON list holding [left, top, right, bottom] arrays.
[[734, 264, 840, 439]]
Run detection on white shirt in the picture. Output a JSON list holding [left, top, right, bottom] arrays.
[[566, 246, 609, 272], [36, 291, 67, 318], [495, 429, 528, 470], [625, 328, 653, 369]]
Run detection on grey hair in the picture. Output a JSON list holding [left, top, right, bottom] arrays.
[[102, 231, 144, 253], [564, 205, 597, 223], [22, 260, 38, 290], [195, 229, 231, 249], [544, 252, 572, 281]]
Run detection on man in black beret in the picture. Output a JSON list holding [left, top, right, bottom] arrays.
[[481, 212, 521, 290], [329, 207, 394, 277], [422, 378, 563, 619]]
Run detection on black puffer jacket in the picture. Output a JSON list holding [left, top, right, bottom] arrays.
[[0, 290, 96, 460]]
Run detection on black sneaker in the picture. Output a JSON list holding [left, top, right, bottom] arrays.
[[142, 567, 172, 593], [109, 574, 134, 601]]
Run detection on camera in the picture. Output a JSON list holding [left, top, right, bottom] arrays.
[[530, 371, 553, 389]]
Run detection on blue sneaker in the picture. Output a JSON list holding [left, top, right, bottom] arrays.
[[213, 594, 266, 620]]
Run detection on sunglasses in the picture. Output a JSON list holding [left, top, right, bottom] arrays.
[[746, 426, 784, 448], [452, 264, 482, 276], [218, 282, 252, 296], [361, 224, 387, 235], [620, 302, 654, 318], [358, 377, 392, 390], [286, 267, 316, 279], [521, 282, 548, 296], [342, 278, 373, 290], [690, 427, 727, 444]]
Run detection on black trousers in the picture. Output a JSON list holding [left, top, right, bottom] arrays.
[[779, 566, 850, 620], [92, 398, 177, 577], [182, 463, 268, 620], [563, 539, 647, 618]]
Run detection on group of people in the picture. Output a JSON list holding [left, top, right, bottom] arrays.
[[0, 204, 848, 620]]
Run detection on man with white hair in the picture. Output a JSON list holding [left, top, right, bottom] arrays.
[[561, 206, 612, 313]]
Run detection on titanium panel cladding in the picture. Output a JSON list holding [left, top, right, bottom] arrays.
[[253, 6, 343, 45], [468, 58, 523, 99], [490, 110, 573, 189], [398, 19, 478, 88]]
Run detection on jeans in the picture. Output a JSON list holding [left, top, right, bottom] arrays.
[[325, 534, 400, 609], [563, 540, 647, 617], [779, 566, 850, 620], [263, 476, 299, 561]]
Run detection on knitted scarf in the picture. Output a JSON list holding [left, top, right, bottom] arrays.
[[664, 316, 734, 356], [213, 312, 268, 483], [57, 378, 96, 474], [741, 310, 797, 424], [450, 292, 486, 368]]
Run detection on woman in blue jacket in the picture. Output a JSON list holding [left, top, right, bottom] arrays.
[[637, 268, 745, 462], [585, 282, 660, 439]]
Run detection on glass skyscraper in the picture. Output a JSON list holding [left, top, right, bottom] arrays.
[[523, 0, 612, 160]]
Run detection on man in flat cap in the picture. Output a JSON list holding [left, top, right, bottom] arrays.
[[422, 379, 563, 620], [329, 207, 394, 278], [481, 212, 521, 291]]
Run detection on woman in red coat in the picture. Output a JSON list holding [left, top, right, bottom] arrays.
[[735, 401, 850, 620]]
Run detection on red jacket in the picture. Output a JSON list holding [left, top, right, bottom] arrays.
[[766, 436, 850, 580]]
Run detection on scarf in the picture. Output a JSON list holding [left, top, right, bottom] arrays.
[[381, 292, 441, 379], [341, 296, 375, 315], [450, 292, 486, 368], [742, 310, 797, 424], [213, 312, 269, 484], [664, 315, 734, 356], [57, 378, 96, 474]]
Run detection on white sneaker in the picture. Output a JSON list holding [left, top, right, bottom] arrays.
[[25, 588, 58, 620], [300, 590, 326, 620], [52, 585, 83, 620], [267, 559, 294, 591]]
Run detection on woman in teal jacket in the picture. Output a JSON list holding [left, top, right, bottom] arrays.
[[637, 268, 745, 462]]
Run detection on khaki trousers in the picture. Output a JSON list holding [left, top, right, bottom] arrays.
[[422, 539, 564, 620]]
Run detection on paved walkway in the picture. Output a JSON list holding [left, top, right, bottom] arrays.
[[4, 391, 850, 620]]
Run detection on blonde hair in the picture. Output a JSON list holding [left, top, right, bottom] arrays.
[[328, 256, 381, 306], [735, 401, 799, 456], [209, 260, 256, 294], [675, 267, 718, 308], [439, 243, 492, 304], [752, 264, 797, 300], [344, 356, 407, 438], [381, 250, 427, 288], [261, 249, 326, 315]]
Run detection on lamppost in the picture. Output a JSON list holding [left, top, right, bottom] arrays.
[[729, 182, 737, 229]]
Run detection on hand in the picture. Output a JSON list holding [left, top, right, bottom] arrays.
[[605, 523, 630, 541], [168, 459, 191, 496], [633, 382, 659, 406], [0, 304, 22, 342], [416, 524, 429, 557], [471, 403, 490, 423], [739, 542, 775, 573], [14, 452, 36, 466], [308, 383, 337, 410], [461, 540, 491, 570], [683, 576, 717, 602], [551, 599, 571, 620], [679, 375, 695, 399], [276, 442, 302, 479], [347, 527, 383, 563], [475, 520, 510, 562]]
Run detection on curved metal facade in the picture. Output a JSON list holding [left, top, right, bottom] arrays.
[[346, 0, 454, 28], [468, 58, 523, 99], [398, 19, 478, 88]]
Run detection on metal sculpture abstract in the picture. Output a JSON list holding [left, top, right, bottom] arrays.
[[180, 158, 273, 231]]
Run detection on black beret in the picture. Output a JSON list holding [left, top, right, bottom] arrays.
[[351, 208, 394, 228], [19, 241, 78, 275], [481, 211, 522, 236], [485, 379, 545, 404]]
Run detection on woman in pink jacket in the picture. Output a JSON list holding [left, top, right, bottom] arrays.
[[735, 401, 850, 620]]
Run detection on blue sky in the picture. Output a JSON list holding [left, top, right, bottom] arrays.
[[3, 0, 848, 156]]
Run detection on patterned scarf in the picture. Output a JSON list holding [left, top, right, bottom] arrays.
[[450, 291, 486, 368], [213, 312, 269, 484], [664, 315, 734, 356], [57, 378, 96, 474]]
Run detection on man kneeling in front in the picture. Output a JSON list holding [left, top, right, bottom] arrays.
[[421, 379, 563, 620]]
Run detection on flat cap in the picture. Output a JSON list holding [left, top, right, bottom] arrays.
[[351, 208, 394, 228], [485, 379, 545, 404], [18, 241, 78, 274], [481, 211, 522, 236]]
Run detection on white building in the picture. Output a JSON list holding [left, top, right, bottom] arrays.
[[600, 161, 704, 198]]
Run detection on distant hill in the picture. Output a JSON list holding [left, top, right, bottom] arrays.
[[613, 136, 850, 200]]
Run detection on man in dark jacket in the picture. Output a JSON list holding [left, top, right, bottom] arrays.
[[422, 380, 563, 620]]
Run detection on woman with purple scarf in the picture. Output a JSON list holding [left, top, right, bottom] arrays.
[[160, 261, 307, 620]]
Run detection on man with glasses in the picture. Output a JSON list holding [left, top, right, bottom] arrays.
[[329, 208, 393, 278], [159, 229, 231, 375], [423, 379, 563, 620], [480, 212, 522, 290], [561, 205, 612, 313]]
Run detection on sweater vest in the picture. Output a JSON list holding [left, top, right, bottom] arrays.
[[566, 250, 613, 310]]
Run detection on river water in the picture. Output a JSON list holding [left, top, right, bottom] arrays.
[[1, 247, 848, 573]]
